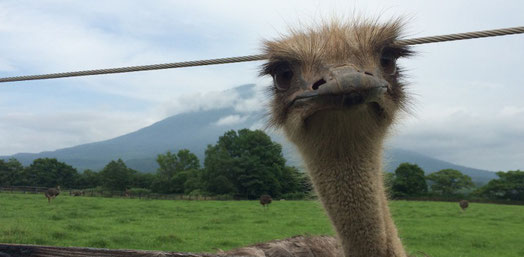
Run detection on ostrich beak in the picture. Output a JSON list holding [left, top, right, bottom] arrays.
[[293, 66, 389, 106]]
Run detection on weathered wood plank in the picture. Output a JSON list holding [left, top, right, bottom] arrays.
[[0, 243, 221, 257], [0, 236, 340, 257]]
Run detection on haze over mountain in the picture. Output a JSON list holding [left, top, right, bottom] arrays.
[[2, 84, 497, 184]]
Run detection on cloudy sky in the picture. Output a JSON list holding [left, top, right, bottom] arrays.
[[1, 0, 523, 171]]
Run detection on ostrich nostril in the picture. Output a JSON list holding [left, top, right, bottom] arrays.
[[364, 71, 374, 76], [312, 78, 327, 90]]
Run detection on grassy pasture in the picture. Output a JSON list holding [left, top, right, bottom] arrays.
[[0, 193, 523, 257]]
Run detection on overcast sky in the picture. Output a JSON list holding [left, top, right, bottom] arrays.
[[1, 0, 523, 171]]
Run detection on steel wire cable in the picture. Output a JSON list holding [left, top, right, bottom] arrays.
[[1, 26, 523, 84]]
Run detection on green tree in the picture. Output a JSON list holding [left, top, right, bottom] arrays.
[[475, 170, 524, 201], [156, 149, 200, 179], [183, 170, 204, 194], [152, 149, 201, 194], [383, 172, 395, 197], [131, 172, 155, 189], [169, 169, 202, 194], [99, 159, 135, 191], [24, 158, 79, 188], [206, 175, 236, 195], [171, 170, 190, 194], [175, 149, 200, 171], [0, 158, 24, 186], [77, 169, 101, 189], [156, 151, 179, 178], [279, 166, 302, 194], [392, 163, 428, 197], [204, 129, 301, 199], [426, 169, 474, 196], [151, 175, 171, 193]]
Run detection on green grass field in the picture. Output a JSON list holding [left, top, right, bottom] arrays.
[[1, 193, 523, 257]]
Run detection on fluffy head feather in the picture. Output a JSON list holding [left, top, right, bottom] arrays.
[[261, 18, 413, 141]]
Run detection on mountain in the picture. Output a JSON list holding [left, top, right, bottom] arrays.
[[1, 84, 498, 184], [383, 149, 497, 185], [3, 84, 262, 171]]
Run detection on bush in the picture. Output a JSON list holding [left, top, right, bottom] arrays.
[[188, 189, 206, 197], [214, 194, 234, 200], [280, 192, 311, 200], [83, 186, 104, 193], [128, 188, 151, 196]]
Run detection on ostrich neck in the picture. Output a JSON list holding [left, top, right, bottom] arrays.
[[299, 137, 406, 257]]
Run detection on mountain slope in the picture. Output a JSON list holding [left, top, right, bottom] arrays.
[[384, 149, 497, 184], [2, 84, 497, 184]]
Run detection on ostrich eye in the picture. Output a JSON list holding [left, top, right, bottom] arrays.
[[273, 65, 294, 91], [380, 52, 397, 75]]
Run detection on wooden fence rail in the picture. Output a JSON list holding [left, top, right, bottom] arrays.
[[0, 187, 231, 201], [2, 186, 523, 205], [0, 243, 225, 257], [394, 196, 524, 206], [0, 186, 49, 194]]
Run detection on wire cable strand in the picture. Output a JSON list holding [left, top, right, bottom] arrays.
[[397, 26, 524, 45], [1, 26, 523, 84]]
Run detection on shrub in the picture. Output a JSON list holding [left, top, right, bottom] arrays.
[[128, 188, 151, 196], [281, 192, 311, 200]]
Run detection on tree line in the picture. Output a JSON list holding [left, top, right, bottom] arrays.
[[384, 162, 524, 201], [1, 128, 523, 201], [0, 129, 312, 200]]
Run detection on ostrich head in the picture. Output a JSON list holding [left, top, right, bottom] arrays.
[[262, 19, 412, 151]]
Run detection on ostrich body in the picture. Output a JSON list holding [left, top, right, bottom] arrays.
[[45, 186, 60, 203], [459, 200, 469, 211], [228, 19, 412, 257], [260, 195, 273, 208], [71, 190, 84, 196]]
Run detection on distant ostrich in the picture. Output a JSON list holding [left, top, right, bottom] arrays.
[[459, 200, 469, 211], [45, 186, 61, 203], [71, 190, 84, 196], [226, 18, 414, 257], [260, 195, 272, 208]]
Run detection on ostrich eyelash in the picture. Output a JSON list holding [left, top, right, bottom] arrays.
[[261, 60, 291, 77], [381, 45, 414, 59]]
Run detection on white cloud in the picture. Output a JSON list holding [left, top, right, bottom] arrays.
[[0, 58, 15, 72], [157, 86, 240, 117], [213, 114, 248, 126], [500, 106, 524, 117], [156, 81, 269, 118], [234, 97, 265, 113], [389, 102, 524, 171], [250, 120, 267, 131], [0, 110, 154, 155], [233, 83, 270, 113]]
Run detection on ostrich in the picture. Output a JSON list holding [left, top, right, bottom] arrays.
[[260, 194, 272, 208], [45, 186, 61, 203], [226, 18, 413, 257], [459, 200, 469, 211], [71, 190, 84, 196]]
